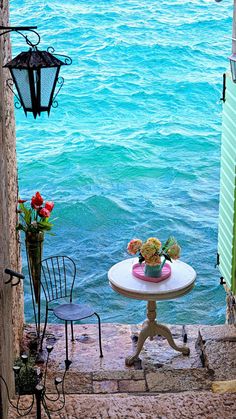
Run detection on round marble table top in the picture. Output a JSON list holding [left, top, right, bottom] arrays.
[[108, 258, 196, 301]]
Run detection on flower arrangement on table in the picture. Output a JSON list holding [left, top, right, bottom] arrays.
[[127, 236, 181, 279], [17, 191, 55, 234]]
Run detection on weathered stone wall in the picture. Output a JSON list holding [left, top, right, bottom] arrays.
[[2, 5, 24, 359], [0, 0, 24, 417], [224, 284, 236, 324]]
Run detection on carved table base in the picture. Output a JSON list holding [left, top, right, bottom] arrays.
[[125, 300, 190, 366]]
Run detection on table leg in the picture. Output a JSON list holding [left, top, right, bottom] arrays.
[[126, 324, 150, 366], [125, 301, 189, 366], [153, 323, 190, 355]]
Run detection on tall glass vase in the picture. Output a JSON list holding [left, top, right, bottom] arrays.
[[25, 231, 44, 304]]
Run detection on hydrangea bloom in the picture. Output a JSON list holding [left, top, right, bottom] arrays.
[[127, 239, 143, 255], [127, 235, 181, 267]]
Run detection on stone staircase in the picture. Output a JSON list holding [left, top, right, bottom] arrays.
[[8, 323, 236, 418]]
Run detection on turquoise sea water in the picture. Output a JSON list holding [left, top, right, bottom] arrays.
[[11, 0, 232, 325]]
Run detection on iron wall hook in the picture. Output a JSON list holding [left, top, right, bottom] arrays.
[[4, 268, 25, 286]]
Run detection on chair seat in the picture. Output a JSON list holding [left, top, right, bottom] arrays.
[[53, 303, 95, 321]]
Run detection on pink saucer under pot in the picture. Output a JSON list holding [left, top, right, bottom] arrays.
[[132, 262, 171, 283]]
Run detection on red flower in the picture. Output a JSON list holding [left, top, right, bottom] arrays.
[[31, 192, 44, 209], [18, 199, 27, 204], [45, 201, 54, 212], [39, 207, 50, 218]]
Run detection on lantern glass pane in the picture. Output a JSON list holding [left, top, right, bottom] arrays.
[[40, 67, 58, 107], [33, 70, 38, 95], [12, 69, 32, 108]]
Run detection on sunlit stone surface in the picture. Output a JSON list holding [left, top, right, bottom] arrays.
[[8, 322, 236, 417]]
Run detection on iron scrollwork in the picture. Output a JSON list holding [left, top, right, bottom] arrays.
[[0, 26, 41, 48], [52, 77, 64, 108], [6, 79, 22, 110], [47, 47, 72, 66], [0, 348, 68, 418]]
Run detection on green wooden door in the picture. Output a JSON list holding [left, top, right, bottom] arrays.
[[218, 73, 236, 293]]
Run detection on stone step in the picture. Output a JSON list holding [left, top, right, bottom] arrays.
[[44, 367, 213, 394], [8, 391, 236, 418], [21, 323, 236, 395]]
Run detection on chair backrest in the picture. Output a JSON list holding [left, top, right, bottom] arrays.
[[40, 256, 76, 304]]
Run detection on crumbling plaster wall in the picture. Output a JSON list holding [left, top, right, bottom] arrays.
[[0, 0, 24, 417]]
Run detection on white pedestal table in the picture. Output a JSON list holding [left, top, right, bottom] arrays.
[[108, 258, 196, 366]]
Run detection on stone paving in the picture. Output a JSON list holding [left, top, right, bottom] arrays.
[[8, 392, 236, 419], [8, 323, 236, 418]]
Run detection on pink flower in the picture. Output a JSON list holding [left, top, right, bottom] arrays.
[[127, 239, 143, 255], [167, 244, 181, 260], [39, 207, 50, 218], [45, 201, 54, 212]]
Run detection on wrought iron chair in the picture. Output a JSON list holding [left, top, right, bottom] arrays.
[[39, 255, 103, 368]]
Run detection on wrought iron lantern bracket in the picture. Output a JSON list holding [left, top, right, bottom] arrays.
[[0, 26, 40, 48]]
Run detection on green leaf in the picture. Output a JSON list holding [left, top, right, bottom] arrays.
[[162, 252, 172, 262], [138, 254, 145, 264], [19, 203, 32, 225], [162, 236, 176, 251], [37, 221, 52, 231], [16, 223, 26, 232]]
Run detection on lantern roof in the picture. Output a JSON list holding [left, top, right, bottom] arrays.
[[4, 48, 65, 70]]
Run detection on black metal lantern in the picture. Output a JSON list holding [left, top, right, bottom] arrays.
[[0, 26, 72, 118], [229, 54, 236, 83], [5, 48, 67, 118]]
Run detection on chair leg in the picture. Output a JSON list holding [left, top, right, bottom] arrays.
[[40, 306, 48, 352], [94, 312, 103, 358], [71, 321, 75, 342], [65, 321, 69, 362], [65, 321, 72, 370]]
